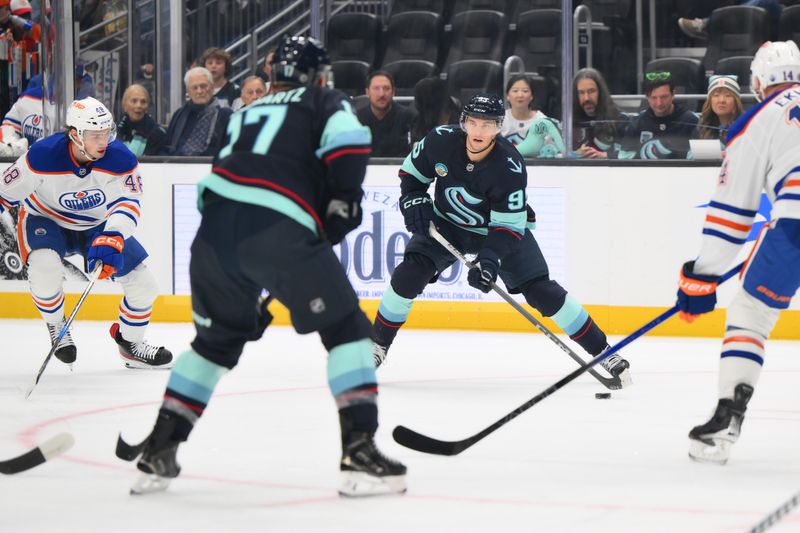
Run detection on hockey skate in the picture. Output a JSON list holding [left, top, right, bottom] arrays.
[[372, 341, 390, 368], [129, 411, 183, 495], [598, 345, 632, 388], [339, 431, 407, 497], [46, 321, 77, 367], [110, 323, 173, 369], [689, 383, 754, 465]]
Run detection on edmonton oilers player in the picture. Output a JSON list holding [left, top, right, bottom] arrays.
[[677, 41, 800, 464], [371, 93, 632, 386], [119, 36, 406, 497], [0, 97, 172, 369]]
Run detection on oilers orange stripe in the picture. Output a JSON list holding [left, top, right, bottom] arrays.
[[783, 179, 800, 188], [32, 294, 64, 308], [30, 194, 77, 224], [94, 166, 138, 177], [108, 202, 141, 217], [727, 112, 759, 146], [118, 307, 151, 320], [67, 143, 83, 168], [16, 206, 29, 263], [705, 214, 752, 232], [723, 335, 765, 349], [741, 222, 771, 279]]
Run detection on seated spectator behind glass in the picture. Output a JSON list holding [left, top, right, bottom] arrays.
[[116, 83, 166, 157], [410, 77, 460, 146], [356, 70, 416, 157], [201, 47, 240, 108], [500, 74, 547, 145], [161, 66, 232, 156], [257, 51, 274, 87], [619, 71, 698, 159], [697, 75, 743, 145], [231, 75, 267, 111], [572, 68, 627, 159]]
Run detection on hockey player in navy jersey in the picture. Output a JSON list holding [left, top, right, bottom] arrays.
[[371, 93, 632, 386], [119, 35, 406, 497], [0, 97, 172, 369], [677, 41, 800, 465]]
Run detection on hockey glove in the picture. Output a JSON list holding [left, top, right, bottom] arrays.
[[467, 249, 500, 293], [324, 198, 362, 245], [399, 191, 434, 236], [676, 260, 718, 323], [87, 231, 125, 279]]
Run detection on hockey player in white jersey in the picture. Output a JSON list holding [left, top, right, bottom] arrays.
[[0, 97, 172, 369], [0, 75, 46, 157], [675, 41, 800, 464]]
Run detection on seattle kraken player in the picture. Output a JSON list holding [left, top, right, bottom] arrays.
[[120, 36, 406, 497], [0, 97, 172, 369], [372, 93, 632, 385], [678, 41, 800, 464]]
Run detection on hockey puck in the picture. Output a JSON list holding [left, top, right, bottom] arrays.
[[594, 392, 612, 399]]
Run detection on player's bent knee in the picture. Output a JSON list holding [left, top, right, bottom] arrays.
[[727, 291, 781, 339], [391, 253, 437, 299], [319, 308, 372, 352], [519, 277, 567, 317], [27, 249, 63, 289]]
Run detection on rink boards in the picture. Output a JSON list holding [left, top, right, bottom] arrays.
[[1, 160, 798, 339]]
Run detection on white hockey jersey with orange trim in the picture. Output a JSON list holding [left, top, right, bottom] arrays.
[[0, 133, 143, 239], [695, 84, 800, 275], [1, 85, 47, 146]]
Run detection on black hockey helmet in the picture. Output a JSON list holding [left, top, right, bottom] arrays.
[[460, 92, 505, 130], [270, 34, 332, 87]]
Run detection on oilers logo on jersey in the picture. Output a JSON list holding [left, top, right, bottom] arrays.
[[22, 114, 47, 146], [59, 189, 107, 211]]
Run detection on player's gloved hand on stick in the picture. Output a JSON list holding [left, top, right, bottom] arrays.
[[676, 260, 719, 323], [467, 249, 500, 293], [87, 231, 125, 279], [399, 191, 434, 235], [324, 197, 362, 244]]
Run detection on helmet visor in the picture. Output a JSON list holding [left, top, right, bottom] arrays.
[[83, 125, 116, 144]]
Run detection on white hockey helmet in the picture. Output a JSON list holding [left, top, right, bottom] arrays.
[[750, 40, 800, 100], [66, 97, 116, 151]]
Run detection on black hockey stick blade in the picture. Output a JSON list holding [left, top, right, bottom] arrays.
[[427, 223, 622, 390], [0, 433, 75, 474], [115, 432, 150, 462]]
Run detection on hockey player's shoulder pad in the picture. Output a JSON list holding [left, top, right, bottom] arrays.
[[94, 140, 139, 175], [26, 133, 71, 173]]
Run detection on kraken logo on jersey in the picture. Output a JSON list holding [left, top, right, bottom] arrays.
[[443, 187, 485, 226], [434, 163, 449, 177], [59, 189, 106, 211]]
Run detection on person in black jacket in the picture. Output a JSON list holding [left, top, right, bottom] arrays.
[[200, 47, 240, 109], [116, 84, 166, 157], [161, 67, 232, 156], [356, 71, 416, 157], [620, 71, 698, 159]]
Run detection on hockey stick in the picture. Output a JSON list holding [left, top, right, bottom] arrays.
[[393, 260, 744, 456], [428, 223, 621, 390], [747, 488, 800, 533], [0, 433, 75, 474], [25, 263, 103, 399]]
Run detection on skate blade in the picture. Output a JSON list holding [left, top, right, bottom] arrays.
[[616, 368, 633, 388], [688, 438, 731, 465], [130, 473, 172, 495], [338, 472, 407, 497], [121, 356, 174, 370]]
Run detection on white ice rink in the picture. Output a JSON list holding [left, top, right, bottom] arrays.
[[2, 318, 800, 533]]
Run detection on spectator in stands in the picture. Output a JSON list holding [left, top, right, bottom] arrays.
[[232, 75, 267, 111], [257, 51, 274, 86], [410, 77, 461, 146], [619, 71, 698, 160], [678, 0, 786, 40], [201, 47, 240, 108], [161, 66, 232, 156], [356, 70, 416, 157], [500, 74, 548, 146], [116, 83, 167, 157], [697, 75, 744, 145], [572, 68, 627, 159]]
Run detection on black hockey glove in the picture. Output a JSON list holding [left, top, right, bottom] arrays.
[[324, 198, 362, 245], [399, 191, 434, 236], [467, 249, 500, 293]]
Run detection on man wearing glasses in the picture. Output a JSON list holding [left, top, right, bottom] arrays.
[[370, 93, 632, 385], [619, 71, 698, 160]]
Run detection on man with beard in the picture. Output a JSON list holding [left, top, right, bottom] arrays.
[[572, 68, 628, 159], [356, 71, 416, 157]]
